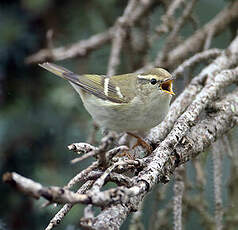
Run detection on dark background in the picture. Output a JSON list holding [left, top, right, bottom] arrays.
[[0, 0, 237, 230]]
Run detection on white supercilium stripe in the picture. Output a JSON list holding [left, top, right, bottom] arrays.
[[137, 74, 145, 79], [137, 74, 157, 80], [104, 78, 110, 96], [116, 86, 123, 98]]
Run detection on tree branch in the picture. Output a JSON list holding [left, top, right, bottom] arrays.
[[4, 2, 238, 229]]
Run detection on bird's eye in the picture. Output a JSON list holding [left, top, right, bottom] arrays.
[[150, 78, 157, 85]]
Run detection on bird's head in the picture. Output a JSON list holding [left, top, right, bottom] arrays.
[[136, 68, 175, 98]]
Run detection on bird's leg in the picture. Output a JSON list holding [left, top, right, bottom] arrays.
[[116, 151, 135, 160], [126, 132, 153, 154]]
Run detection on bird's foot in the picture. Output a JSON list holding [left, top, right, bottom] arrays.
[[116, 151, 135, 160], [126, 132, 153, 155]]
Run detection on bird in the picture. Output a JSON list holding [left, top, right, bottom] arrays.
[[39, 62, 175, 152]]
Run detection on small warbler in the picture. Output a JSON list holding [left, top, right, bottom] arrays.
[[40, 63, 175, 151]]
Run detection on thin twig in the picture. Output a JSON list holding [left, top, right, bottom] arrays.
[[45, 180, 94, 230], [155, 0, 185, 35], [173, 166, 185, 230], [107, 0, 138, 76], [212, 140, 224, 230], [26, 28, 115, 64], [172, 48, 222, 78], [65, 161, 99, 189], [156, 0, 198, 65]]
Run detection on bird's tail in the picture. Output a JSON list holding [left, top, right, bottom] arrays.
[[39, 62, 73, 80]]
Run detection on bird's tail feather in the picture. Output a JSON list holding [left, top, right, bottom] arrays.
[[39, 62, 73, 80]]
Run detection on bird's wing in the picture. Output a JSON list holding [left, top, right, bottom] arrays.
[[39, 62, 130, 104]]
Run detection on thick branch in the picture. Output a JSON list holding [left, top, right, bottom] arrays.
[[91, 83, 238, 228], [148, 35, 238, 144], [157, 1, 238, 68], [26, 0, 155, 65], [26, 29, 114, 64], [5, 2, 238, 229], [4, 63, 238, 229]]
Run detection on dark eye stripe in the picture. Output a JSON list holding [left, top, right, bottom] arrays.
[[138, 78, 149, 84]]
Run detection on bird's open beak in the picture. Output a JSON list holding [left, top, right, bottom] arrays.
[[160, 79, 175, 95]]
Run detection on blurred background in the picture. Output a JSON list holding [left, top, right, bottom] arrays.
[[0, 0, 237, 230]]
